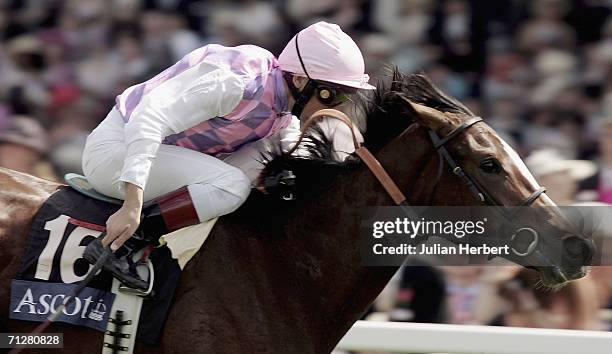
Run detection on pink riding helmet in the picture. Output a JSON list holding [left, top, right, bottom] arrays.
[[278, 21, 376, 90]]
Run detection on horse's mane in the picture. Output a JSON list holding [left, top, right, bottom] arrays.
[[256, 125, 360, 204], [256, 67, 474, 200], [359, 66, 475, 152]]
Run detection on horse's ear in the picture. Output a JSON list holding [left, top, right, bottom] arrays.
[[398, 95, 448, 131]]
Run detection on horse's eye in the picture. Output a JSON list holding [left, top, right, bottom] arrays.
[[480, 158, 502, 174]]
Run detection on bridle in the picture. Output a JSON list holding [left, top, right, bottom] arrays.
[[428, 116, 547, 219], [293, 109, 547, 257], [428, 115, 546, 257]]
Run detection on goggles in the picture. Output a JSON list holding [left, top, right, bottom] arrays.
[[315, 82, 357, 107]]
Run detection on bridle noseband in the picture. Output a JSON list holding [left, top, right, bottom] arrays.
[[294, 109, 547, 258]]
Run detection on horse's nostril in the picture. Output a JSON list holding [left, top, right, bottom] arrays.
[[564, 236, 593, 266]]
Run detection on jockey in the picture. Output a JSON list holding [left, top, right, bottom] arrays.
[[82, 21, 375, 290]]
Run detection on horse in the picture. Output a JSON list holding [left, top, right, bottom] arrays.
[[0, 70, 593, 353]]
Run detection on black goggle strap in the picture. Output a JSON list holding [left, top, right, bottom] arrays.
[[291, 32, 317, 117]]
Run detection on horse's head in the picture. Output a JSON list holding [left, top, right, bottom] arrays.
[[363, 70, 593, 288]]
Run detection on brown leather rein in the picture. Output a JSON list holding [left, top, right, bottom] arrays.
[[288, 109, 408, 205]]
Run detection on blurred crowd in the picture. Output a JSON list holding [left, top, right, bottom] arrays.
[[371, 263, 612, 330], [3, 0, 612, 190], [3, 0, 612, 340]]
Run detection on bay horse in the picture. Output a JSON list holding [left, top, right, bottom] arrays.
[[0, 71, 592, 353]]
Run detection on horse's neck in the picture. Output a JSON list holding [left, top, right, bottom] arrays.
[[276, 128, 445, 350], [312, 129, 446, 345], [284, 127, 475, 350], [182, 128, 456, 352]]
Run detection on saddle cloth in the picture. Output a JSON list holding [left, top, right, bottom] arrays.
[[9, 186, 196, 345]]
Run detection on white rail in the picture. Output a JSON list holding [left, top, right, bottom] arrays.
[[336, 321, 612, 354]]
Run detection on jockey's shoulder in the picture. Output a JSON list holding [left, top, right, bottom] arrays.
[[195, 43, 277, 79], [205, 43, 274, 58]]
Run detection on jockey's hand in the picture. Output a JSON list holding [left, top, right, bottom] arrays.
[[102, 182, 144, 252]]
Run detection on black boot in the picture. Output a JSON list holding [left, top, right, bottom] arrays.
[[83, 186, 201, 290]]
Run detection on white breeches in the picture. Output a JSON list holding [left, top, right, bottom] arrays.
[[82, 108, 252, 221]]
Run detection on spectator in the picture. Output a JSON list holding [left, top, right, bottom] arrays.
[[525, 148, 597, 204], [389, 262, 446, 323], [165, 12, 201, 62], [233, 0, 287, 51], [441, 266, 485, 324], [494, 269, 600, 330], [76, 35, 121, 99], [0, 115, 55, 180], [590, 120, 612, 203], [517, 0, 575, 53], [372, 0, 433, 46], [4, 35, 49, 115]]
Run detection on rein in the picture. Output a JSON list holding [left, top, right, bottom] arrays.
[[295, 109, 547, 257], [289, 109, 407, 205]]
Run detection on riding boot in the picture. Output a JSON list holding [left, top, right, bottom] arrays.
[[139, 185, 201, 240], [84, 186, 201, 290]]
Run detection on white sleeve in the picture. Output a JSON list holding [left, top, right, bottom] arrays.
[[118, 63, 244, 191], [279, 115, 363, 161], [317, 118, 363, 161], [279, 115, 302, 153], [221, 115, 301, 183]]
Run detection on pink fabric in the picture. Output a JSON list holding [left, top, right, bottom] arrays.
[[598, 171, 612, 203], [115, 44, 292, 156], [598, 187, 612, 203], [116, 46, 209, 121]]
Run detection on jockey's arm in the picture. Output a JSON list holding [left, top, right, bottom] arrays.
[[102, 181, 144, 250], [118, 63, 244, 194]]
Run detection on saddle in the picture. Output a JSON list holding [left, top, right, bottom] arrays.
[[65, 173, 127, 206]]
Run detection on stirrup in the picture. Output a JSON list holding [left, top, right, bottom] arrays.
[[83, 238, 153, 294], [118, 259, 155, 297]]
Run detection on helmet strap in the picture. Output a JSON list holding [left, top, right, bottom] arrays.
[[289, 32, 317, 118]]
